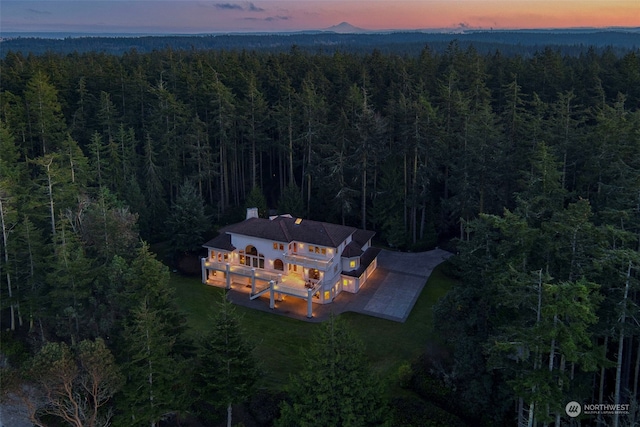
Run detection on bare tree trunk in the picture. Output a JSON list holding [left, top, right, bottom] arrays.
[[25, 218, 36, 333], [403, 153, 407, 231], [284, 91, 294, 187], [555, 355, 566, 426], [527, 270, 544, 427], [634, 337, 640, 399], [412, 145, 418, 244], [0, 197, 15, 330], [361, 152, 367, 230], [597, 335, 608, 426], [307, 137, 311, 218], [517, 397, 525, 427], [613, 260, 632, 427], [44, 157, 56, 236], [419, 198, 427, 242], [527, 401, 535, 427], [219, 143, 225, 216]]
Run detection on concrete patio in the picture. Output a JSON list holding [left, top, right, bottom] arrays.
[[225, 248, 453, 323]]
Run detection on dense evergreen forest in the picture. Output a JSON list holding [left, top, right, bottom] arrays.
[[1, 40, 640, 426]]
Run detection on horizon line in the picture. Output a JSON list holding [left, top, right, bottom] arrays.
[[2, 25, 640, 37]]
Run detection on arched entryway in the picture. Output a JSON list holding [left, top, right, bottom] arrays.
[[274, 259, 284, 271]]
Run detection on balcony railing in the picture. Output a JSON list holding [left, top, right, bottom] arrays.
[[282, 253, 333, 270], [272, 280, 321, 298], [202, 259, 280, 282]]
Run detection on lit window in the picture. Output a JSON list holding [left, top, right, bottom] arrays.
[[309, 246, 313, 252], [321, 248, 326, 255], [315, 247, 320, 253], [343, 279, 348, 285], [279, 244, 284, 251], [273, 242, 278, 249], [349, 260, 356, 268], [324, 291, 330, 300]]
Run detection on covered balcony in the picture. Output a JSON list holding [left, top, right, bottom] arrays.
[[201, 258, 281, 297], [269, 276, 322, 318], [282, 253, 333, 270]]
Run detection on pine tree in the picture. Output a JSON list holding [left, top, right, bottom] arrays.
[[245, 186, 268, 218], [0, 120, 23, 330], [240, 73, 269, 189], [277, 182, 305, 218], [166, 179, 209, 254], [46, 218, 96, 343], [118, 298, 189, 427], [276, 316, 388, 427], [24, 71, 67, 155], [195, 293, 258, 427]]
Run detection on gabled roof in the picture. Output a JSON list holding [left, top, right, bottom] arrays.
[[207, 216, 369, 249]]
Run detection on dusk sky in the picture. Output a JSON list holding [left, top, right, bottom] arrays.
[[2, 0, 639, 34]]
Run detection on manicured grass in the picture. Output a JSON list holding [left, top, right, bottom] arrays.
[[169, 274, 319, 389], [342, 265, 455, 378], [169, 263, 455, 389]]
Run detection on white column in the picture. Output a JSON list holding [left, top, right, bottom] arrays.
[[251, 268, 256, 294], [269, 280, 275, 309], [201, 258, 206, 283], [225, 263, 231, 289], [307, 288, 313, 318]]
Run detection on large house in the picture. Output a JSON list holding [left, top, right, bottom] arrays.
[[201, 208, 380, 318]]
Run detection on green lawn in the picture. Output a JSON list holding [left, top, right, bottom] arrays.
[[169, 263, 455, 389]]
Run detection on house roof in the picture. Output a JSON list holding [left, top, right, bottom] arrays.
[[352, 229, 375, 247], [342, 247, 382, 277], [219, 216, 360, 248], [341, 241, 364, 258], [202, 233, 236, 251]]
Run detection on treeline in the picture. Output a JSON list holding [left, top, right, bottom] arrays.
[[2, 30, 639, 57], [1, 44, 640, 243], [0, 42, 640, 425]]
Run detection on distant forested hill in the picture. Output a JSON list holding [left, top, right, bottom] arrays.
[[1, 29, 639, 57]]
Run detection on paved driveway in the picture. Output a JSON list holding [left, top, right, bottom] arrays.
[[348, 248, 453, 322]]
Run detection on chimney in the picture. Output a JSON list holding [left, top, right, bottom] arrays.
[[246, 207, 259, 220]]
